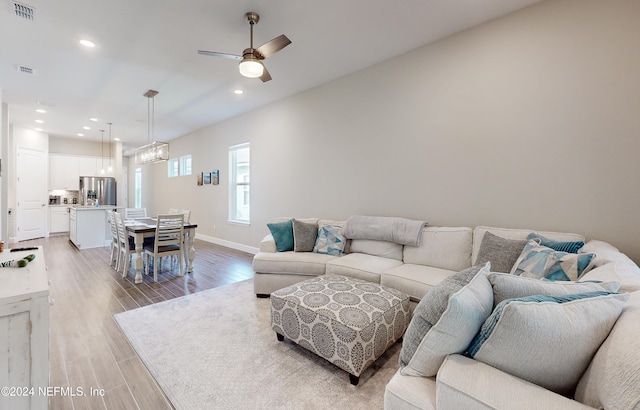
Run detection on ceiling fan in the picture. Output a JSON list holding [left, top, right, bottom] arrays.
[[198, 12, 291, 82]]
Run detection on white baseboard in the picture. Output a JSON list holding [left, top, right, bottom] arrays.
[[195, 233, 259, 255]]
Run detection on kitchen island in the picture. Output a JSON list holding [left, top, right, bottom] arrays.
[[69, 206, 116, 249]]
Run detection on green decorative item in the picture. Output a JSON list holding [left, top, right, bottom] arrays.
[[0, 254, 36, 268]]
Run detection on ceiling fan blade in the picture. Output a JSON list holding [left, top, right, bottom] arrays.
[[255, 35, 291, 59], [197, 50, 243, 61], [260, 66, 272, 82]]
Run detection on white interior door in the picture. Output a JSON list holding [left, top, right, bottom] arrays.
[[16, 148, 47, 241]]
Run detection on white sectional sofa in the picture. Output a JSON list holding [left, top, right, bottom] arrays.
[[252, 218, 640, 409]]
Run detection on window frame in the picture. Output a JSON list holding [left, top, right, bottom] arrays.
[[134, 167, 142, 208], [228, 142, 250, 225], [167, 158, 179, 178], [180, 155, 192, 176]]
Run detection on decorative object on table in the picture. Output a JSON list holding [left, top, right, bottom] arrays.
[[197, 172, 203, 186], [0, 253, 36, 268], [203, 172, 211, 184], [135, 90, 169, 165], [211, 169, 219, 185]]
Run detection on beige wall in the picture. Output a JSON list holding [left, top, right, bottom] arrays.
[[135, 0, 640, 263]]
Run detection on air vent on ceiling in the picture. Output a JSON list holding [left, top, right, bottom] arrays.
[[14, 2, 35, 20], [17, 65, 35, 74]]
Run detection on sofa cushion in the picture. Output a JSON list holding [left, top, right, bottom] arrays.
[[510, 242, 596, 281], [382, 264, 457, 301], [292, 218, 318, 252], [472, 226, 585, 265], [252, 251, 336, 276], [467, 291, 629, 397], [489, 272, 621, 307], [526, 232, 584, 253], [313, 225, 346, 256], [580, 239, 636, 266], [325, 253, 402, 283], [402, 227, 472, 271], [349, 238, 403, 261], [575, 291, 640, 409], [399, 263, 493, 377], [437, 355, 593, 410], [579, 261, 640, 293], [384, 369, 437, 410], [475, 232, 532, 273], [267, 220, 294, 252]]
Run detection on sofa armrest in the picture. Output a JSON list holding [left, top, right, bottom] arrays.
[[436, 355, 594, 410], [259, 234, 277, 253]]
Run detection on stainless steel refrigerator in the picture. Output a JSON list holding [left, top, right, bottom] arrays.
[[79, 176, 117, 206]]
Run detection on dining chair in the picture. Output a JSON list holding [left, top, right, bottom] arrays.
[[169, 208, 191, 222], [115, 212, 137, 278], [169, 208, 191, 269], [144, 214, 184, 282], [125, 207, 147, 219], [106, 210, 120, 269]]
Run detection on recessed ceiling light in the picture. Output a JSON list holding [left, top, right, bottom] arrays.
[[35, 119, 43, 124], [79, 39, 95, 48], [89, 117, 98, 122], [114, 137, 120, 141], [34, 128, 43, 132], [35, 108, 46, 114], [82, 126, 90, 130], [233, 89, 244, 95], [77, 133, 85, 137]]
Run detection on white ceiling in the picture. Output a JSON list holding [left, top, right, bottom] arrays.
[[1, 0, 542, 152]]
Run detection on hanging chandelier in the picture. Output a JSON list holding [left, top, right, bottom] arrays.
[[135, 89, 169, 164]]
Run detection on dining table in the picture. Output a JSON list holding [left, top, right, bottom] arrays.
[[124, 217, 198, 284]]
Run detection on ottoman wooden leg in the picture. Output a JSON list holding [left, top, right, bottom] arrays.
[[276, 333, 284, 342], [349, 374, 359, 386]]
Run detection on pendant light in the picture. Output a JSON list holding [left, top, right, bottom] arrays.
[[107, 122, 113, 173], [100, 129, 105, 174], [135, 89, 169, 164]]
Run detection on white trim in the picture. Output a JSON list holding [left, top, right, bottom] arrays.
[[195, 233, 259, 255]]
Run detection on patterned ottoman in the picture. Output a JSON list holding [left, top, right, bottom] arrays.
[[270, 274, 411, 385]]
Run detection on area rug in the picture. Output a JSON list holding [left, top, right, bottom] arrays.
[[114, 280, 401, 409]]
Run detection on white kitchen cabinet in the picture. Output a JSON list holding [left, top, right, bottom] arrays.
[[49, 154, 79, 190], [49, 206, 70, 233], [69, 207, 110, 249], [0, 247, 49, 410], [49, 154, 104, 190], [78, 156, 98, 177]]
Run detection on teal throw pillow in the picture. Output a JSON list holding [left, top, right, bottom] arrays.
[[267, 220, 294, 252], [527, 232, 584, 253], [511, 242, 596, 281]]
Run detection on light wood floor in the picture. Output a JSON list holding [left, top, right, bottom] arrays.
[[18, 234, 254, 410]]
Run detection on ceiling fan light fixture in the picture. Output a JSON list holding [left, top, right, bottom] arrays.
[[239, 56, 264, 78]]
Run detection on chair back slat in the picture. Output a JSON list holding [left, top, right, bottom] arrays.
[[125, 207, 147, 219]]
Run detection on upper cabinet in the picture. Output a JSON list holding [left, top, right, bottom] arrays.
[[78, 157, 98, 177], [49, 154, 107, 190], [49, 154, 80, 190]]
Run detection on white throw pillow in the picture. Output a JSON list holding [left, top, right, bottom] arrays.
[[489, 272, 620, 307], [467, 291, 629, 396], [399, 262, 493, 377]]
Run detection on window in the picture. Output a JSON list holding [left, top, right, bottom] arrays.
[[229, 143, 250, 223], [135, 167, 142, 208], [180, 155, 192, 176], [168, 158, 179, 178]]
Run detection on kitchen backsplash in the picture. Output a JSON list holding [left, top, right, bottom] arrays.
[[48, 190, 79, 205]]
